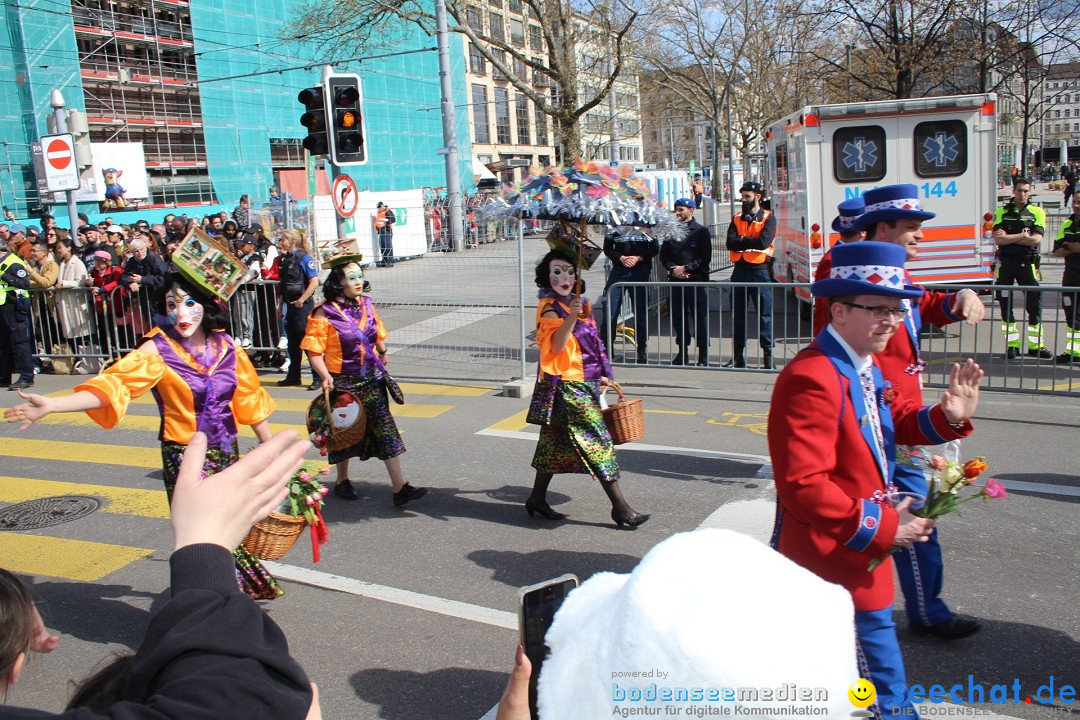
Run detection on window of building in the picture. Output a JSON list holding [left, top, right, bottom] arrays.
[[516, 94, 530, 145], [489, 14, 504, 42], [492, 48, 507, 79], [1056, 110, 1062, 118], [1067, 109, 1072, 118], [473, 84, 490, 144], [466, 6, 483, 32], [509, 18, 524, 45], [832, 125, 886, 183], [495, 87, 511, 143], [469, 44, 486, 75], [514, 57, 526, 78], [508, 0, 521, 12], [535, 104, 548, 146], [913, 120, 966, 178], [529, 25, 542, 52], [1075, 123, 1080, 132]]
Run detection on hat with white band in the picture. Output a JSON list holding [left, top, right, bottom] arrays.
[[851, 183, 935, 231], [810, 241, 923, 299]]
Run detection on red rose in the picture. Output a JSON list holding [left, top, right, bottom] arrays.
[[963, 458, 988, 478]]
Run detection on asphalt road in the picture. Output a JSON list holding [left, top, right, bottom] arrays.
[[0, 364, 1076, 719]]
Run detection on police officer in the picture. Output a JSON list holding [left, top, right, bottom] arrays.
[[601, 226, 658, 363], [724, 181, 776, 369], [0, 234, 34, 390], [992, 178, 1052, 359], [1053, 191, 1080, 363], [660, 199, 712, 366]]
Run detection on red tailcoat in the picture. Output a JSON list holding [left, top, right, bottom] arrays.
[[768, 329, 971, 611]]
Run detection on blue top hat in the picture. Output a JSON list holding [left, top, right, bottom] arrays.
[[832, 197, 866, 234], [810, 241, 923, 299], [852, 184, 935, 232]]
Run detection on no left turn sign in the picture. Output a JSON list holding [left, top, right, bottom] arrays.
[[332, 174, 358, 218]]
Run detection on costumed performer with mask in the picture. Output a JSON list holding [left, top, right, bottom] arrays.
[[301, 253, 427, 507], [6, 269, 283, 600], [526, 246, 649, 528]]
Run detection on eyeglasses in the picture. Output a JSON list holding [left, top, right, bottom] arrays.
[[842, 302, 909, 320]]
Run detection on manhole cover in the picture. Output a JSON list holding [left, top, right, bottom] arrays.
[[0, 496, 101, 531]]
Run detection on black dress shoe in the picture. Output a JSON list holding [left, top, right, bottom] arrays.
[[1057, 352, 1078, 364], [334, 479, 358, 500], [277, 378, 302, 387], [307, 379, 322, 391], [8, 378, 33, 391], [1027, 347, 1053, 360], [611, 509, 650, 529], [1005, 347, 1019, 360], [525, 497, 566, 520], [910, 615, 981, 640], [393, 482, 427, 507]]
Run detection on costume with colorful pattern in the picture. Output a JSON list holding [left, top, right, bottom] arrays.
[[76, 326, 282, 600], [530, 292, 618, 482], [301, 297, 405, 464]]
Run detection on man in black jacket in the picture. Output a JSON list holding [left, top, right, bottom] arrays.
[[659, 198, 712, 366], [601, 227, 658, 363]]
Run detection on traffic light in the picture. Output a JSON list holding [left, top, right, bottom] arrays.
[[327, 74, 366, 165], [298, 85, 328, 155]]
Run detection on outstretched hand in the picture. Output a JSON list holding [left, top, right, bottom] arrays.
[[4, 391, 52, 430], [171, 431, 311, 551], [951, 289, 986, 325], [939, 359, 983, 425]]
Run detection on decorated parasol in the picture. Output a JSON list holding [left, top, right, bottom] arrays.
[[482, 159, 685, 296]]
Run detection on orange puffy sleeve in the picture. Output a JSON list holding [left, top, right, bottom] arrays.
[[535, 298, 584, 381], [371, 303, 388, 343], [231, 345, 276, 426], [76, 350, 166, 429], [300, 315, 331, 355]]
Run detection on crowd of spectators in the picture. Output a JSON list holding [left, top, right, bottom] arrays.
[[0, 199, 294, 374]]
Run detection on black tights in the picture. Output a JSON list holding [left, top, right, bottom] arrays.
[[529, 471, 634, 517]]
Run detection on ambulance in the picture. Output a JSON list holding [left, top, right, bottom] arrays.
[[763, 93, 998, 305]]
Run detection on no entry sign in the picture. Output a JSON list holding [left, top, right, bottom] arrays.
[[37, 134, 80, 192]]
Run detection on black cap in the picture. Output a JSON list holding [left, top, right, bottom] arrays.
[[739, 181, 763, 194]]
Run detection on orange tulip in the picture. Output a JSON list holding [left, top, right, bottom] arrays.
[[962, 458, 988, 478]]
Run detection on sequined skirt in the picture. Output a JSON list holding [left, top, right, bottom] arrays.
[[531, 380, 619, 482], [326, 370, 406, 464], [161, 440, 284, 601]]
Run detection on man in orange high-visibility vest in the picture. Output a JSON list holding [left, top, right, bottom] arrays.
[[724, 181, 776, 369]]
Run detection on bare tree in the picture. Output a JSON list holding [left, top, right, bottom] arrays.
[[287, 0, 639, 161]]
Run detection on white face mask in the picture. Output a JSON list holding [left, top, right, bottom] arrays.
[[549, 262, 576, 297], [342, 264, 364, 299], [166, 289, 204, 338]]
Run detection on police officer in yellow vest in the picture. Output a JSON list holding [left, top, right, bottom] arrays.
[[992, 177, 1052, 360], [1052, 191, 1080, 363], [724, 181, 776, 369], [0, 233, 35, 391]]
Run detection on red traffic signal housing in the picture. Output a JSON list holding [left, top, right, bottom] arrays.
[[298, 86, 328, 155]]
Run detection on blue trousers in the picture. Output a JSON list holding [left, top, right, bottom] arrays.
[[892, 460, 952, 627], [855, 608, 919, 718], [730, 263, 773, 350], [670, 284, 709, 350], [603, 264, 650, 349]]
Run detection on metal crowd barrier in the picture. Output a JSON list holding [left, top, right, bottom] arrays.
[[601, 280, 1080, 397]]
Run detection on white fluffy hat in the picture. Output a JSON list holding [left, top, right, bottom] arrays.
[[537, 529, 858, 719]]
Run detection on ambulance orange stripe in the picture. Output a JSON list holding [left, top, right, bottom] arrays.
[[920, 225, 977, 241]]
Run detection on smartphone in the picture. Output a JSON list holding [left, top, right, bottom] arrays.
[[518, 574, 578, 720]]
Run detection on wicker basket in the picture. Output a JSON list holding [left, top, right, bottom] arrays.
[[308, 387, 367, 452], [602, 382, 645, 445], [242, 511, 308, 561]]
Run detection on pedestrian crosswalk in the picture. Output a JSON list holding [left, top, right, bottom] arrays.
[[0, 382, 494, 583]]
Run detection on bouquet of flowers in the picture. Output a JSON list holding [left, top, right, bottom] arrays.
[[868, 441, 1005, 570], [285, 463, 331, 563]]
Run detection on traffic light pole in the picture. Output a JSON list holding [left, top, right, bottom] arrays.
[[50, 90, 80, 233], [322, 65, 350, 242], [435, 0, 464, 252]]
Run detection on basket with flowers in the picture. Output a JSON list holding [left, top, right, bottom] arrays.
[[869, 441, 1004, 570], [243, 463, 331, 562]]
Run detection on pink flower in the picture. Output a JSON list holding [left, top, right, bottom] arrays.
[[984, 478, 1007, 499], [305, 496, 317, 506], [299, 471, 311, 481], [928, 455, 948, 471], [319, 485, 330, 495], [320, 467, 331, 475]]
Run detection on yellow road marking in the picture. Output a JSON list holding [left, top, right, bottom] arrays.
[[0, 438, 161, 468], [0, 534, 154, 582], [1037, 381, 1077, 391], [398, 382, 493, 396], [0, 476, 169, 518], [21, 398, 452, 422], [489, 409, 530, 432]]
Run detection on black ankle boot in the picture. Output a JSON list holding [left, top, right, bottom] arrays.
[[697, 348, 709, 367], [672, 347, 686, 365], [762, 349, 773, 369]]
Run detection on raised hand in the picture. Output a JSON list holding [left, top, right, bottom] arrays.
[[939, 359, 983, 425]]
